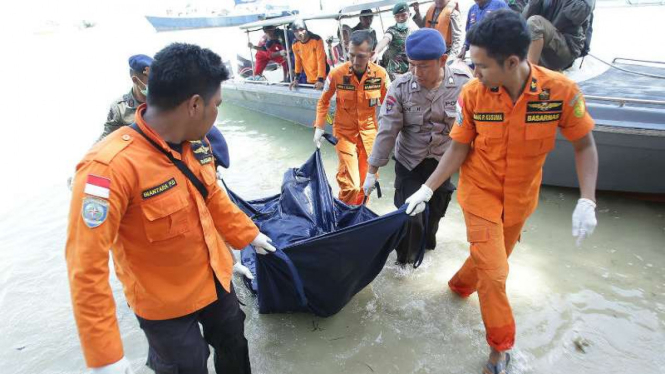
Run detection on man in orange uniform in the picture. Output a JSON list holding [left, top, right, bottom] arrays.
[[404, 11, 598, 373], [412, 0, 463, 57], [289, 19, 328, 90], [66, 43, 276, 374], [314, 30, 389, 205]]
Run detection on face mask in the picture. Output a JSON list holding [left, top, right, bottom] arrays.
[[136, 79, 148, 96], [396, 21, 408, 30]]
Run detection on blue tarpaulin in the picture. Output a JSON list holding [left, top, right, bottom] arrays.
[[225, 150, 417, 317]]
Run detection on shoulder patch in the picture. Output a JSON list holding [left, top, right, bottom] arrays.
[[94, 135, 133, 165]]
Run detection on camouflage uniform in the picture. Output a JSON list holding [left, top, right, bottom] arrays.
[[381, 25, 412, 81], [98, 89, 142, 142]]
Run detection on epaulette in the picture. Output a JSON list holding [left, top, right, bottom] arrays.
[[393, 72, 413, 87], [93, 133, 134, 165]]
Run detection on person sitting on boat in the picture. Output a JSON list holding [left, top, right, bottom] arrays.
[[372, 2, 413, 81], [289, 18, 329, 90], [412, 0, 463, 58], [314, 30, 389, 205], [352, 9, 378, 49], [402, 10, 598, 373], [523, 0, 595, 71], [247, 25, 288, 82], [456, 0, 508, 60], [365, 28, 471, 264], [327, 25, 352, 66]]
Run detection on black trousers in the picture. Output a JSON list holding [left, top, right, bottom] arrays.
[[394, 158, 455, 264], [136, 279, 251, 374]]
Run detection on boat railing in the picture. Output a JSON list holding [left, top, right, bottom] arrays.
[[586, 95, 665, 107], [238, 79, 316, 89]]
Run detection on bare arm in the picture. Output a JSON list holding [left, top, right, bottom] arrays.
[[424, 140, 471, 190], [571, 132, 598, 201]]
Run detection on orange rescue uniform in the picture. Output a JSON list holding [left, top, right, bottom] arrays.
[[315, 62, 389, 205], [293, 34, 328, 84], [66, 105, 259, 367], [423, 1, 459, 48], [448, 64, 594, 351]]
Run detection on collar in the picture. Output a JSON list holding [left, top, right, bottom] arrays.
[[487, 63, 540, 97], [135, 104, 184, 160]]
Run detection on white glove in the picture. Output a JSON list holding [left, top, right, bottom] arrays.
[[572, 198, 597, 246], [251, 232, 276, 255], [313, 128, 325, 148], [363, 172, 377, 197], [279, 50, 288, 57], [405, 184, 433, 216], [233, 262, 254, 280], [91, 357, 134, 374]]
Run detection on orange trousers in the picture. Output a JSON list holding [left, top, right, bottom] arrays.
[[335, 135, 369, 205], [448, 210, 525, 352]]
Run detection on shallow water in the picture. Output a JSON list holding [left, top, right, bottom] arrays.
[[1, 3, 664, 374]]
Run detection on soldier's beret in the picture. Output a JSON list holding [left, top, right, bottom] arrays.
[[406, 29, 447, 60], [128, 54, 154, 74]]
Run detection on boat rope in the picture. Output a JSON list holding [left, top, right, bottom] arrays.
[[587, 53, 665, 79]]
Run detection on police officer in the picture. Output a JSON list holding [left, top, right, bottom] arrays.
[[99, 54, 152, 141], [364, 29, 471, 264], [314, 30, 389, 205], [404, 11, 598, 373], [66, 43, 276, 374]]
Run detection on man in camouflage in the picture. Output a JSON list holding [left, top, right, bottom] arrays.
[[98, 54, 152, 141]]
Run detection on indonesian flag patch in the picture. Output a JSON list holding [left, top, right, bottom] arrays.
[[84, 175, 111, 199]]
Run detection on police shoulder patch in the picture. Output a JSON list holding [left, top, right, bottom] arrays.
[[81, 197, 109, 228]]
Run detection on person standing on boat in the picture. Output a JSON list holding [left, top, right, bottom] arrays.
[[364, 29, 471, 264], [456, 0, 508, 60], [327, 25, 352, 66], [314, 30, 389, 205], [289, 19, 329, 90], [352, 9, 378, 49], [98, 55, 152, 142], [65, 43, 277, 374], [523, 0, 595, 70], [372, 2, 414, 81], [247, 25, 289, 81], [412, 0, 463, 58], [402, 11, 598, 373]]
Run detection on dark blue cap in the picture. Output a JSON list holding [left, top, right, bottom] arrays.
[[405, 29, 447, 60], [128, 54, 153, 74], [206, 126, 230, 169]]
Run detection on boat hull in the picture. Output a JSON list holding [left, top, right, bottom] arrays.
[[222, 81, 665, 194]]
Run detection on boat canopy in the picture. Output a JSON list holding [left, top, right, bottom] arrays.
[[239, 0, 433, 30]]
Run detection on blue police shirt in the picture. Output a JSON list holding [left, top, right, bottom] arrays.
[[464, 0, 509, 49]]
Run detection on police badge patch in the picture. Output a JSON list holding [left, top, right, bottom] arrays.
[[82, 197, 109, 228]]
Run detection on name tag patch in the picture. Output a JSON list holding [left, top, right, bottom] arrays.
[[525, 113, 561, 123], [473, 113, 504, 122], [142, 178, 177, 199], [337, 84, 356, 91]]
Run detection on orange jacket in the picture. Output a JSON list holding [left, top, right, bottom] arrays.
[[450, 64, 594, 226], [66, 105, 258, 368], [315, 62, 389, 153], [423, 1, 459, 48], [293, 34, 328, 83]]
